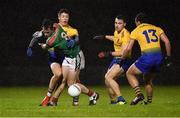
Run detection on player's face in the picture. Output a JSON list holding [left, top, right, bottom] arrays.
[[114, 18, 126, 32], [42, 27, 53, 38], [58, 12, 69, 26]]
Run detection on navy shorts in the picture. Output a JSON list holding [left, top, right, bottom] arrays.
[[48, 51, 64, 66], [108, 57, 133, 72], [135, 52, 163, 74]]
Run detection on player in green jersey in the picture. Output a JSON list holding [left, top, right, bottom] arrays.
[[39, 19, 99, 106]]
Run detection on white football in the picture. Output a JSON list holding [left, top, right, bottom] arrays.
[[68, 84, 81, 97]]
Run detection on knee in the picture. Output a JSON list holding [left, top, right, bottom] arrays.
[[67, 81, 74, 87], [67, 82, 71, 87], [54, 72, 62, 79], [144, 79, 153, 85], [126, 69, 133, 77], [105, 74, 112, 85]]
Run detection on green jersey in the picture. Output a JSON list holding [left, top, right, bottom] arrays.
[[46, 24, 80, 58]]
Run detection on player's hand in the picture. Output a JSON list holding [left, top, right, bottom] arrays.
[[27, 47, 32, 57], [38, 43, 46, 49], [93, 35, 105, 40], [98, 51, 112, 58], [164, 56, 173, 67], [67, 39, 76, 48], [32, 31, 43, 38]]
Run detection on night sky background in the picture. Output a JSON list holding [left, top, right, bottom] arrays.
[[0, 0, 180, 86]]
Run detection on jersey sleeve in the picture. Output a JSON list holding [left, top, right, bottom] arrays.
[[130, 29, 138, 40], [28, 37, 40, 47], [46, 26, 61, 47], [74, 29, 79, 36], [157, 27, 164, 35], [68, 27, 79, 38]]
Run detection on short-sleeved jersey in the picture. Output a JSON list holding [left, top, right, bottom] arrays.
[[46, 24, 80, 58], [114, 28, 131, 57], [130, 23, 164, 53], [61, 24, 79, 38]]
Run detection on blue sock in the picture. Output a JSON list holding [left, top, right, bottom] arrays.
[[110, 101, 117, 104], [117, 96, 125, 102]]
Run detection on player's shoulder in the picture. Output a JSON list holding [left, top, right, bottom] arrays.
[[123, 28, 130, 35], [148, 24, 164, 32], [131, 26, 139, 34], [114, 30, 118, 35], [68, 25, 78, 31], [53, 23, 59, 28]]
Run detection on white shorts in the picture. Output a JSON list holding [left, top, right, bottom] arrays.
[[62, 50, 85, 71]]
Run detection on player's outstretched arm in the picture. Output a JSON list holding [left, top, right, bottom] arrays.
[[27, 31, 43, 57], [93, 35, 114, 41], [93, 35, 105, 40]]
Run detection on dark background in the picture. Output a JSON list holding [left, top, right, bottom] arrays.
[[0, 0, 180, 86]]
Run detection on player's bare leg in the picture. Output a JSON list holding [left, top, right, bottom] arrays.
[[142, 72, 155, 104], [65, 67, 99, 106], [65, 68, 99, 106], [105, 64, 126, 105], [71, 70, 81, 106], [126, 64, 144, 105], [40, 63, 62, 106], [105, 74, 117, 104], [65, 67, 80, 106], [107, 87, 117, 104], [48, 78, 66, 106], [75, 82, 99, 105]]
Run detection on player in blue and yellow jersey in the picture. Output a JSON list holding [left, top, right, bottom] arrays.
[[39, 18, 99, 106], [93, 15, 132, 105], [121, 13, 172, 105]]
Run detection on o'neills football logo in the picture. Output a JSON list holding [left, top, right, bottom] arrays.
[[61, 32, 69, 40]]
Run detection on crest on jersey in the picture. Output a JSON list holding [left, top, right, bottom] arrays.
[[61, 32, 69, 40]]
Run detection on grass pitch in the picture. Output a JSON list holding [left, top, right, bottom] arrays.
[[0, 86, 180, 117]]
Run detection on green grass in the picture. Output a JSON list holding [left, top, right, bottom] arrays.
[[0, 86, 180, 117]]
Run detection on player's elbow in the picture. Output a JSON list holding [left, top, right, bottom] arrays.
[[166, 40, 171, 46], [164, 40, 171, 48]]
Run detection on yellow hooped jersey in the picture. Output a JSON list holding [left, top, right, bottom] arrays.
[[130, 23, 164, 53], [61, 25, 79, 38], [114, 28, 131, 57]]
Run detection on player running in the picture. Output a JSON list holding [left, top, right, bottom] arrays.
[[93, 15, 132, 105], [121, 13, 172, 105]]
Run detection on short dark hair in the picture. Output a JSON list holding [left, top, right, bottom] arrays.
[[58, 8, 70, 17], [42, 19, 54, 29], [116, 15, 126, 23], [135, 13, 149, 23]]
